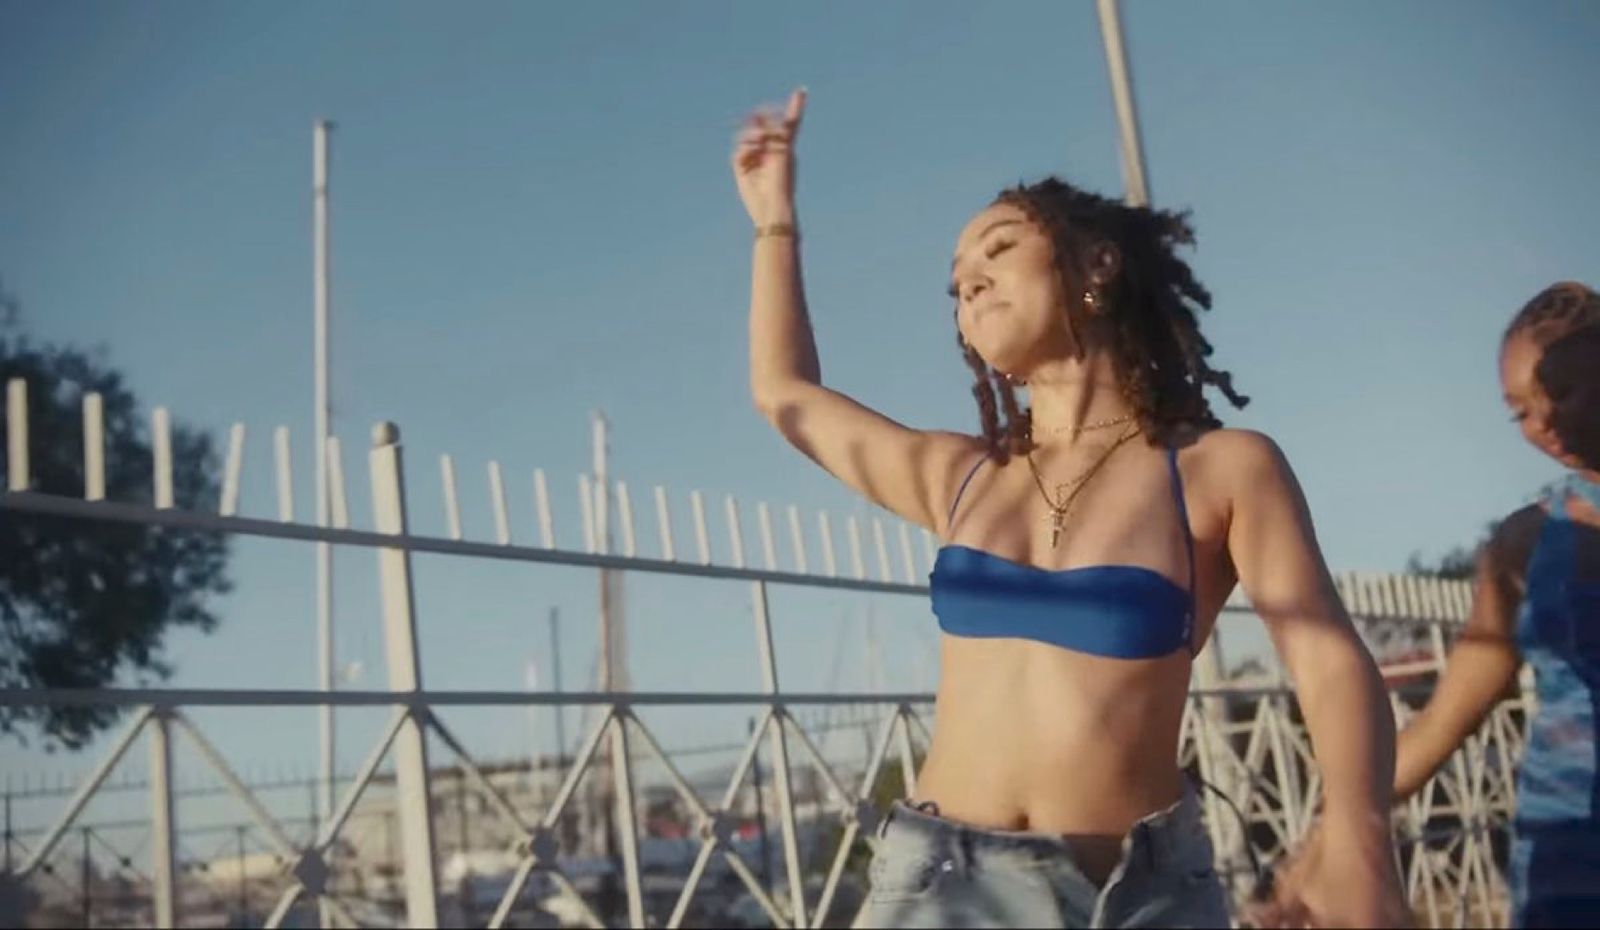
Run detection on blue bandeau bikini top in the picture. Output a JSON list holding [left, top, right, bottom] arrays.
[[930, 448, 1198, 660]]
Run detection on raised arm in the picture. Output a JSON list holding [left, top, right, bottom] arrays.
[[1392, 508, 1533, 799], [734, 90, 981, 534], [1219, 431, 1410, 927]]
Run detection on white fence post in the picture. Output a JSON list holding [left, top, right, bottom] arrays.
[[533, 468, 554, 549], [579, 474, 596, 554], [691, 490, 711, 565], [82, 393, 105, 501], [787, 504, 807, 574], [819, 511, 837, 578], [152, 407, 173, 510], [148, 708, 179, 928], [274, 426, 294, 522], [757, 501, 778, 571], [655, 485, 675, 561], [5, 378, 26, 491], [871, 518, 891, 582], [326, 437, 349, 529], [488, 460, 511, 545], [616, 481, 637, 558], [367, 422, 441, 928], [441, 455, 462, 540], [725, 496, 746, 569], [221, 424, 244, 517]]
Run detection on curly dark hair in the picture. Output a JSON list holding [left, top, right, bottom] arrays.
[[1535, 324, 1600, 471], [955, 177, 1247, 462], [1504, 281, 1600, 349]]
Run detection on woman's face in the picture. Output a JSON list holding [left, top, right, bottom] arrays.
[[1501, 330, 1587, 469], [949, 202, 1076, 375]]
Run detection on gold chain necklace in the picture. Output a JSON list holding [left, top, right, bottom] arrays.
[[1034, 411, 1135, 438], [1023, 423, 1142, 549]]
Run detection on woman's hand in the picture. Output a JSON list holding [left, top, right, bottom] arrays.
[[732, 88, 806, 227], [1249, 818, 1412, 928]]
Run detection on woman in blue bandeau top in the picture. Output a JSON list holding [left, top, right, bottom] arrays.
[[1280, 284, 1600, 928], [733, 89, 1408, 928]]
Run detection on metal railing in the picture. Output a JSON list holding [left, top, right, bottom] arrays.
[[1, 377, 1519, 927]]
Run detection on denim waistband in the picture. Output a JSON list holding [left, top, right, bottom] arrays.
[[877, 782, 1210, 874]]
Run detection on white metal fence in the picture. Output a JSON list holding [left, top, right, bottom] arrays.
[[1, 377, 1524, 928]]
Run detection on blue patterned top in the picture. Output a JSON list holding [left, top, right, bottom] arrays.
[[1513, 476, 1600, 829]]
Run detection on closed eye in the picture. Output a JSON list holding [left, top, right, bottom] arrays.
[[948, 237, 1016, 299]]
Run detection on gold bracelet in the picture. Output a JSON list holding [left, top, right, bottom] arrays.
[[754, 222, 799, 240]]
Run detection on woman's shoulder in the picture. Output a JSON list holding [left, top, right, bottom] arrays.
[[926, 428, 998, 487], [1496, 502, 1549, 540], [1161, 428, 1301, 526], [1172, 426, 1290, 479], [931, 430, 993, 466], [1485, 502, 1548, 577]]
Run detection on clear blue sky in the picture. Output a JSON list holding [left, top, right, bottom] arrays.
[[3, 1, 1598, 799]]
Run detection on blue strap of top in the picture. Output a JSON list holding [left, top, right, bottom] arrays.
[[946, 453, 989, 527], [1551, 489, 1569, 520]]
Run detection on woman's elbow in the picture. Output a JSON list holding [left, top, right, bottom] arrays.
[[751, 382, 784, 424], [750, 378, 811, 426]]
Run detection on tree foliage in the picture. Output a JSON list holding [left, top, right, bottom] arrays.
[[1, 281, 231, 748]]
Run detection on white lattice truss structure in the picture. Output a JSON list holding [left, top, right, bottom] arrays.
[[1, 378, 1525, 928]]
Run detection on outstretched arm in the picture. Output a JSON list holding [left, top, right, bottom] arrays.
[[734, 90, 981, 535], [1393, 509, 1531, 799]]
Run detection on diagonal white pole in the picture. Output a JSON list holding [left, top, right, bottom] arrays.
[[369, 423, 441, 926], [1096, 0, 1151, 208]]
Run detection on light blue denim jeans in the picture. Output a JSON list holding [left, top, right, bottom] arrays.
[[853, 785, 1230, 928]]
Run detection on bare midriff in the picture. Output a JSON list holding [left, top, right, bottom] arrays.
[[913, 634, 1194, 884]]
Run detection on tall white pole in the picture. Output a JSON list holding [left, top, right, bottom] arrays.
[[1095, 0, 1151, 208], [591, 410, 613, 861], [593, 412, 611, 690], [313, 120, 336, 842]]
